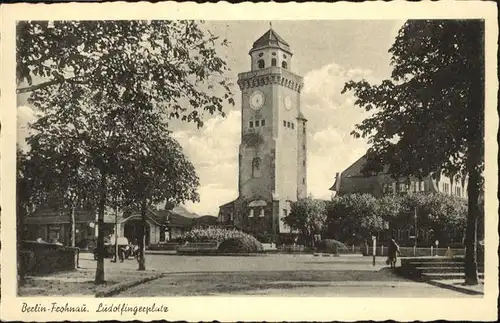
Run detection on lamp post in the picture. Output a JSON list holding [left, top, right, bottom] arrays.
[[414, 206, 417, 256], [372, 235, 376, 266]]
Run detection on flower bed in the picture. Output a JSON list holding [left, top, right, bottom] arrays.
[[181, 227, 263, 254]]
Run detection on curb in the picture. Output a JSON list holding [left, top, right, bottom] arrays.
[[175, 252, 265, 256], [95, 273, 165, 298], [426, 279, 484, 296]]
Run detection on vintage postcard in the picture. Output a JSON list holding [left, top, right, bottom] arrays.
[[1, 1, 498, 321]]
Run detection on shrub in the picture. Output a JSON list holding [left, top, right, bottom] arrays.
[[182, 226, 258, 243], [317, 239, 349, 254], [218, 236, 264, 253]]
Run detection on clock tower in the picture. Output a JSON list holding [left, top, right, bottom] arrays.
[[219, 26, 307, 241]]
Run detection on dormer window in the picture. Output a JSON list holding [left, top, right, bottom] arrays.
[[282, 61, 288, 69], [271, 58, 277, 67], [258, 59, 265, 69]]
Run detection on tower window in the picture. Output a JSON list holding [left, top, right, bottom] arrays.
[[287, 121, 291, 128], [258, 59, 265, 69], [303, 144, 306, 150], [283, 121, 286, 127], [283, 54, 287, 59], [249, 121, 253, 128], [303, 160, 306, 166], [249, 209, 254, 218], [271, 58, 277, 67], [302, 178, 306, 184], [255, 120, 260, 127], [291, 123, 294, 129], [258, 52, 264, 57], [252, 157, 262, 178], [303, 127, 306, 134], [261, 119, 265, 126], [259, 208, 265, 217], [272, 52, 276, 56], [282, 61, 288, 69]]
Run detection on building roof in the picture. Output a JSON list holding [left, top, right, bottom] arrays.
[[192, 215, 218, 227], [155, 210, 195, 228], [251, 27, 292, 54]]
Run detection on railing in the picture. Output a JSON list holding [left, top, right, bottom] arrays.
[[362, 246, 467, 257]]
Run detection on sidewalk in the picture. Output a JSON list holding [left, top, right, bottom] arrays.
[[427, 279, 484, 295], [19, 258, 164, 297]]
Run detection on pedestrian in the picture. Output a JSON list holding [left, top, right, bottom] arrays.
[[387, 237, 401, 268], [118, 245, 125, 262]]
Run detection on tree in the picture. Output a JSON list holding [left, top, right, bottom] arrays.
[[17, 20, 234, 283], [22, 126, 101, 246], [342, 20, 484, 284], [116, 119, 199, 270], [284, 197, 327, 247], [326, 194, 387, 244]]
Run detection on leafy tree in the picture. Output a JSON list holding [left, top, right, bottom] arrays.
[[284, 197, 327, 247], [342, 20, 484, 285], [22, 126, 101, 246], [326, 194, 387, 244], [116, 119, 199, 270], [17, 20, 234, 283]]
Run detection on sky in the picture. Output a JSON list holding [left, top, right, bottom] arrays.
[[17, 20, 405, 216]]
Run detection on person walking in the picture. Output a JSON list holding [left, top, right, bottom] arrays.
[[387, 237, 401, 268]]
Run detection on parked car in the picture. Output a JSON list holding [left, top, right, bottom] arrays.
[[93, 237, 131, 260]]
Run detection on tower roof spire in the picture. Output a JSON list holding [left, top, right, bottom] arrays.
[[250, 25, 291, 55]]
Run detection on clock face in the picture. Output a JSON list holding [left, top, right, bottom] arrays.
[[284, 96, 292, 110], [250, 91, 265, 110]]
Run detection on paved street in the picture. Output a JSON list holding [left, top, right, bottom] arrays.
[[78, 253, 479, 297]]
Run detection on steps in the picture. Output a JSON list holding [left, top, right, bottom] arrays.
[[422, 272, 485, 280], [400, 257, 484, 281]]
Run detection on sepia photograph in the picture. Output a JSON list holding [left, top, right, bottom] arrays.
[[1, 1, 498, 322]]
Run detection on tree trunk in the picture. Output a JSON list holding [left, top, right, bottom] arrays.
[[464, 162, 480, 285], [17, 203, 25, 289], [463, 20, 484, 286], [95, 171, 107, 284], [70, 205, 76, 247], [138, 199, 147, 271]]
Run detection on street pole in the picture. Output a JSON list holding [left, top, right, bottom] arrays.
[[114, 205, 119, 262], [414, 206, 417, 256], [372, 235, 376, 266]]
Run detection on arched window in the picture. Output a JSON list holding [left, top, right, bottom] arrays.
[[282, 61, 288, 69], [271, 58, 277, 67], [252, 157, 262, 178], [258, 59, 265, 69]]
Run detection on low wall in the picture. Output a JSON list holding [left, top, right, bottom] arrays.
[[20, 241, 79, 276], [148, 242, 181, 251], [176, 241, 219, 254]]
